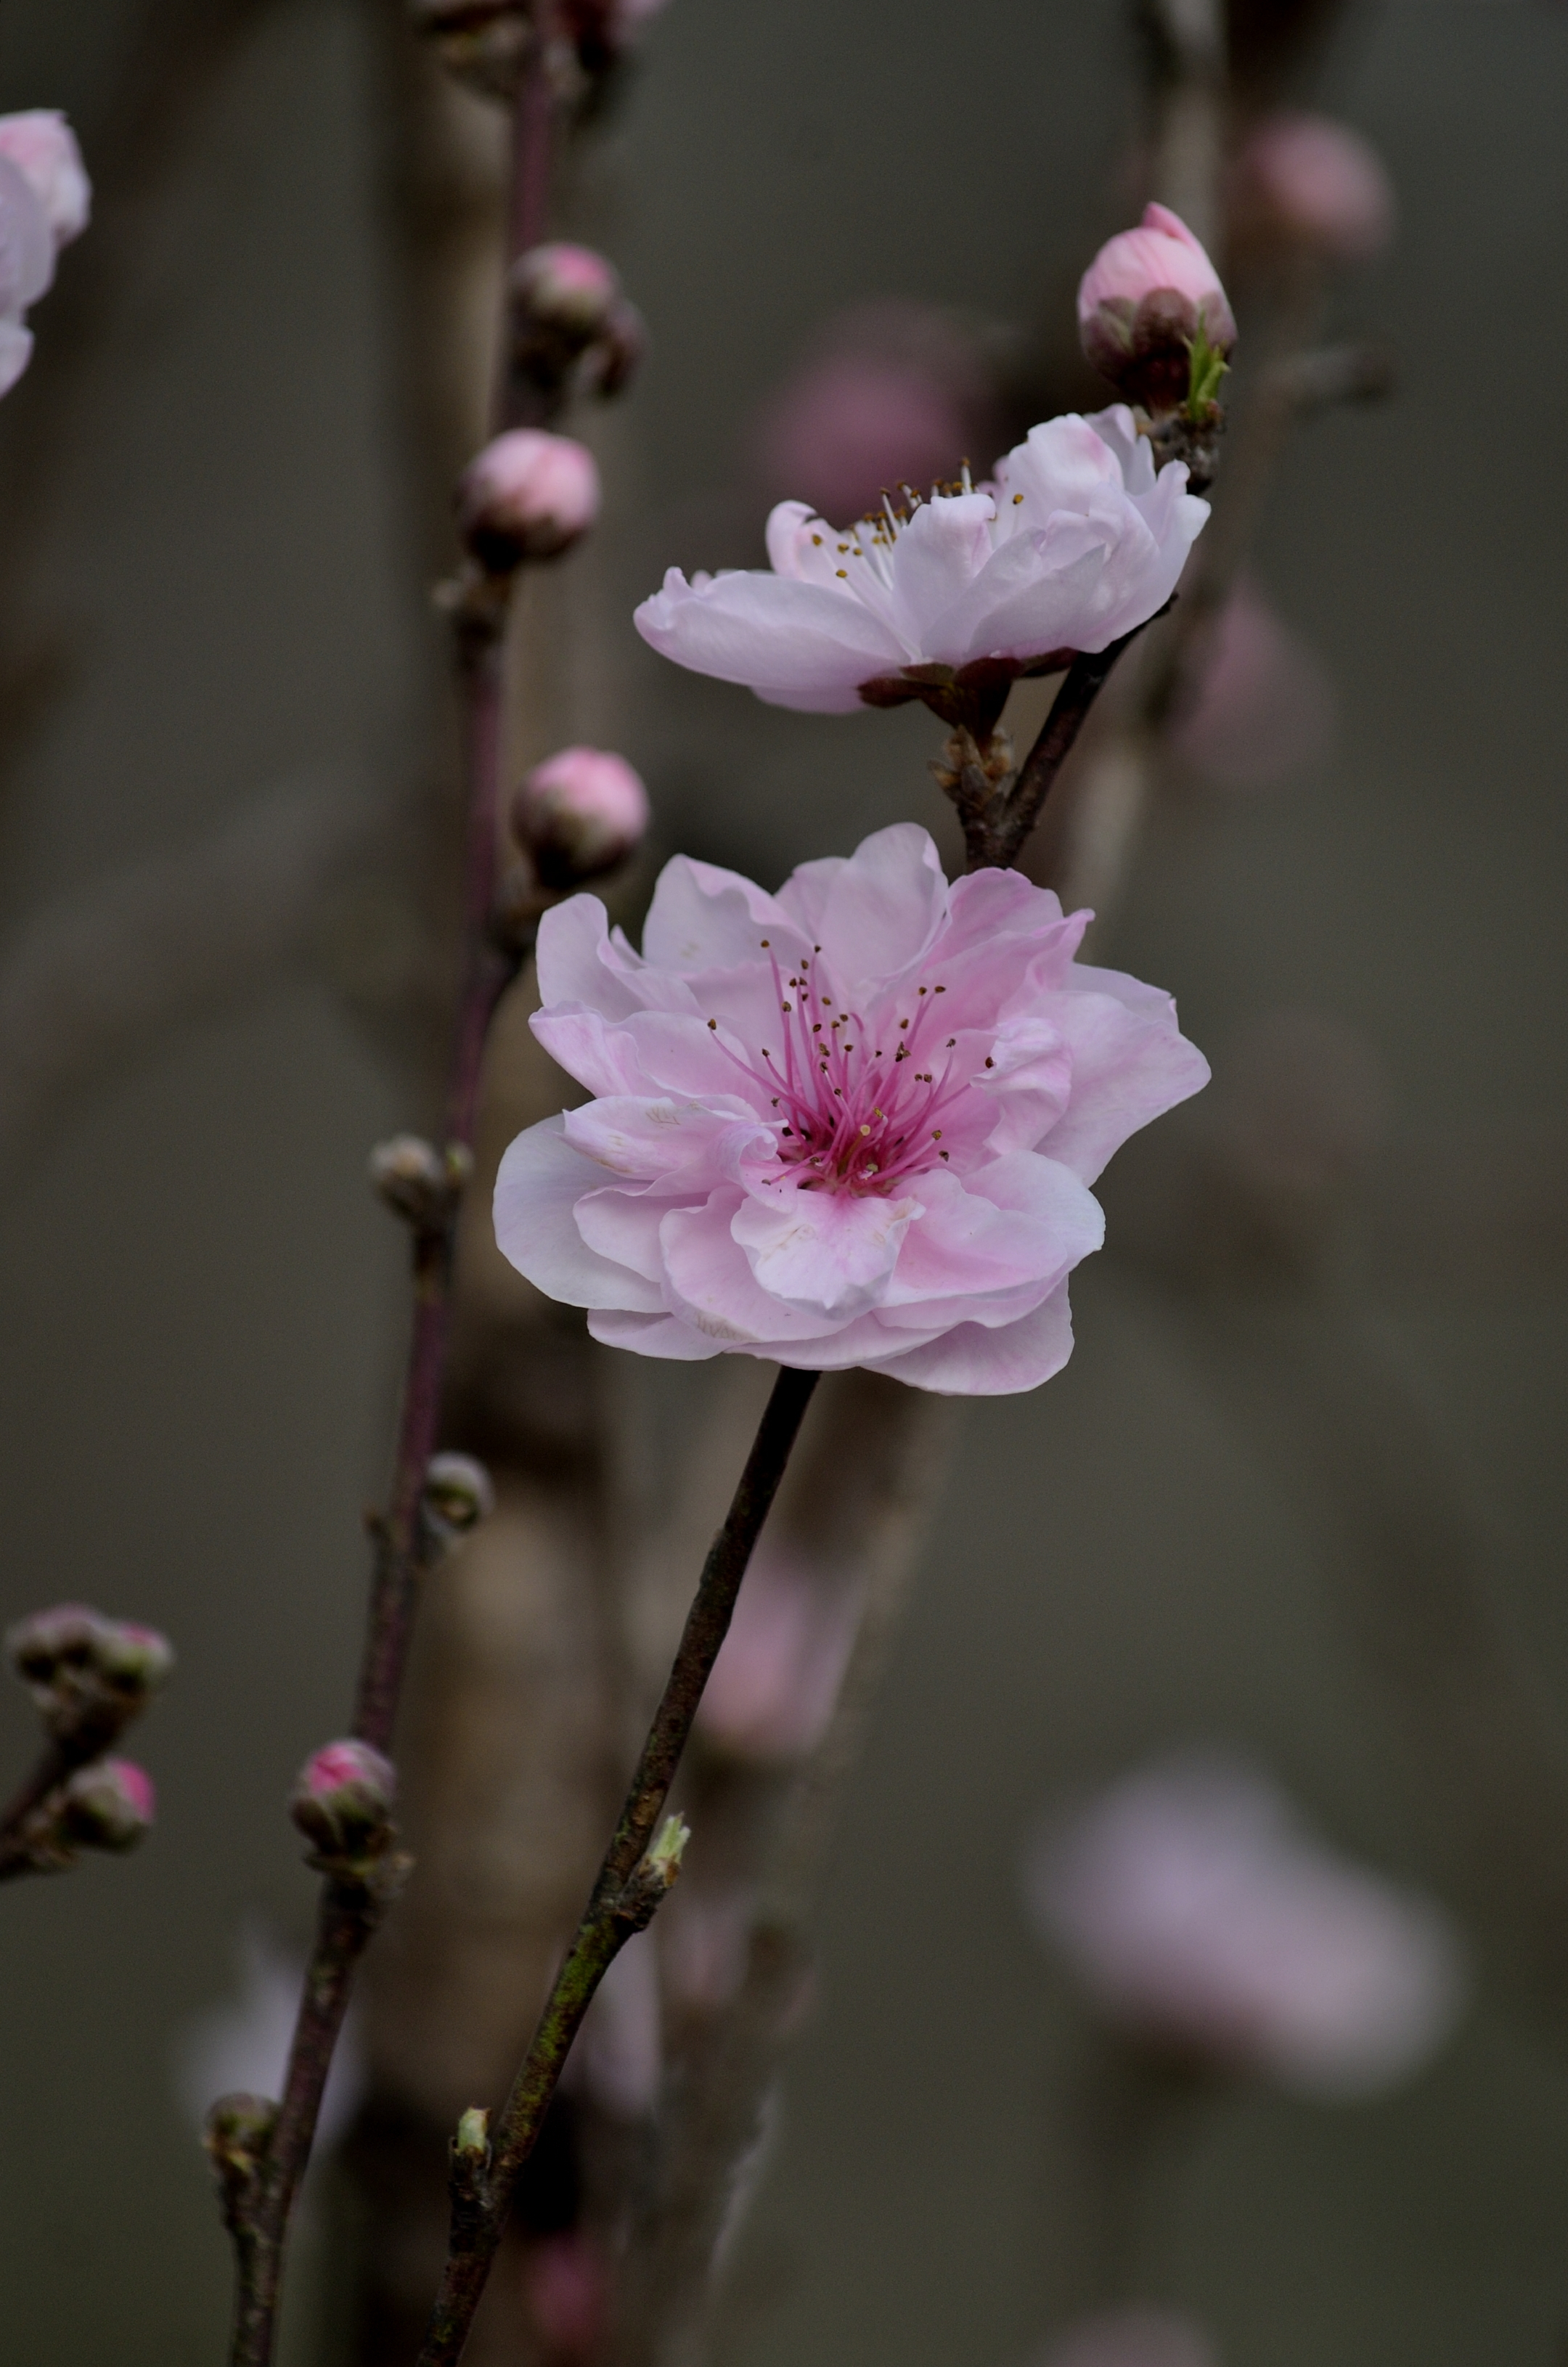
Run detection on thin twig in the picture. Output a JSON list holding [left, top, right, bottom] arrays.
[[0, 1742, 76, 1881], [216, 19, 560, 2363], [415, 1364, 822, 2367]]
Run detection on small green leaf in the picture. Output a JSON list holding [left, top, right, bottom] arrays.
[[1184, 310, 1230, 422]]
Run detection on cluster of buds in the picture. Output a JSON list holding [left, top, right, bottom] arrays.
[[7, 1601, 172, 1754], [507, 242, 645, 415], [368, 1135, 472, 1232], [289, 1738, 409, 1899]]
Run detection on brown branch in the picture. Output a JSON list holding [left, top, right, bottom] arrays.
[[414, 1363, 822, 2367], [215, 17, 563, 2363], [0, 1741, 78, 1881]]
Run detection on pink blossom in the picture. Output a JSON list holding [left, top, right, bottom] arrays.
[[0, 111, 90, 250], [1039, 2308, 1217, 2367], [492, 823, 1208, 1394], [1077, 204, 1236, 414], [1023, 1755, 1467, 2098], [1169, 581, 1335, 789], [635, 409, 1206, 718], [514, 746, 650, 888], [697, 1545, 858, 1760], [1236, 114, 1395, 263], [0, 152, 54, 398], [457, 428, 600, 570]]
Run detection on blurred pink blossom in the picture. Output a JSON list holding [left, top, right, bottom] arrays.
[[1169, 582, 1335, 790], [0, 111, 89, 250], [494, 824, 1208, 1394], [174, 1923, 364, 2148], [1038, 2307, 1219, 2367], [1235, 114, 1395, 263], [565, 1929, 662, 2118], [525, 2229, 608, 2360], [1023, 1754, 1467, 2098], [0, 153, 54, 398], [698, 1545, 858, 1762], [1078, 204, 1235, 414]]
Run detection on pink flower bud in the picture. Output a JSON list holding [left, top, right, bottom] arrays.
[[1077, 203, 1236, 414], [512, 242, 620, 340], [1235, 113, 1395, 263], [457, 430, 600, 572], [512, 745, 650, 888], [60, 1756, 155, 1852], [0, 111, 89, 250], [8, 1602, 174, 1743], [289, 1738, 397, 1857]]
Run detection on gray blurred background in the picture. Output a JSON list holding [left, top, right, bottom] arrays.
[[2, 1, 1568, 2363]]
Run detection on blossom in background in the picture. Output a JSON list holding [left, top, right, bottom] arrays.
[[173, 1923, 364, 2148], [513, 745, 650, 888], [634, 409, 1206, 721], [0, 109, 89, 397], [1169, 582, 1335, 790], [1077, 204, 1236, 415], [1233, 114, 1395, 264], [751, 299, 999, 531], [697, 1544, 859, 1761], [493, 823, 1207, 1395], [1022, 1754, 1467, 2098], [1037, 2307, 1219, 2367]]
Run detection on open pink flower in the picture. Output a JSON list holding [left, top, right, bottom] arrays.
[[634, 409, 1206, 722], [493, 825, 1208, 1394]]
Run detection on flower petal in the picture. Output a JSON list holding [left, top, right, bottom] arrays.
[[732, 1181, 920, 1320], [494, 1118, 663, 1312], [1035, 987, 1211, 1182], [634, 566, 905, 712], [873, 1278, 1077, 1395]]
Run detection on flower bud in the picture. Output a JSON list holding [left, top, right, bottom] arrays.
[[616, 1811, 690, 1929], [1077, 202, 1236, 417], [58, 1757, 156, 1852], [369, 1135, 472, 1230], [289, 1738, 397, 1858], [1234, 113, 1395, 264], [457, 430, 600, 573], [511, 747, 650, 889], [422, 1452, 495, 1542], [0, 111, 90, 250], [8, 1603, 173, 1746], [512, 241, 620, 344], [454, 2104, 490, 2159], [582, 297, 646, 400]]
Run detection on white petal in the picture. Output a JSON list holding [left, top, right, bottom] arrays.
[[634, 567, 905, 712], [493, 1117, 663, 1311]]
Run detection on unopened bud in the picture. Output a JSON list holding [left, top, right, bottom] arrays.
[[512, 747, 650, 889], [457, 429, 600, 573], [8, 1603, 173, 1746], [369, 1135, 471, 1229], [57, 1757, 156, 1852], [422, 1452, 495, 1542], [513, 242, 619, 342], [646, 1812, 690, 1879], [454, 2104, 491, 2159], [616, 1810, 691, 1929], [0, 110, 90, 250], [1077, 203, 1236, 419], [290, 1738, 397, 1858], [205, 2091, 277, 2220], [582, 296, 646, 399]]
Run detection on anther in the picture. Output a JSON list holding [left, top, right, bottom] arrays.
[[984, 1057, 995, 1068]]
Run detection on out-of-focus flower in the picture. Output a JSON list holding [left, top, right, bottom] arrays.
[[493, 822, 1208, 1394], [752, 301, 999, 531], [1023, 1754, 1467, 2098], [698, 1545, 857, 1761], [1037, 2307, 1219, 2367], [174, 1923, 364, 2149], [636, 409, 1206, 724], [1077, 205, 1236, 417], [0, 155, 54, 399], [565, 1928, 662, 2118], [513, 242, 619, 340], [457, 429, 600, 571], [513, 747, 650, 889], [7, 1602, 173, 1749], [1233, 113, 1395, 263], [0, 111, 90, 250], [1169, 582, 1335, 790], [524, 2229, 608, 2361]]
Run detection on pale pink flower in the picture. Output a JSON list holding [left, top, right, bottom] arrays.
[[1038, 2307, 1218, 2367], [457, 428, 600, 570], [0, 152, 54, 398], [1236, 114, 1395, 263], [634, 409, 1206, 719], [1024, 1755, 1467, 2098], [1077, 204, 1236, 413], [697, 1545, 858, 1761], [492, 823, 1208, 1394], [0, 111, 90, 250], [1169, 582, 1335, 789], [513, 746, 650, 888]]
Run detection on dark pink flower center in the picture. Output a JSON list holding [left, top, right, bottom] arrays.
[[708, 945, 974, 1195]]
